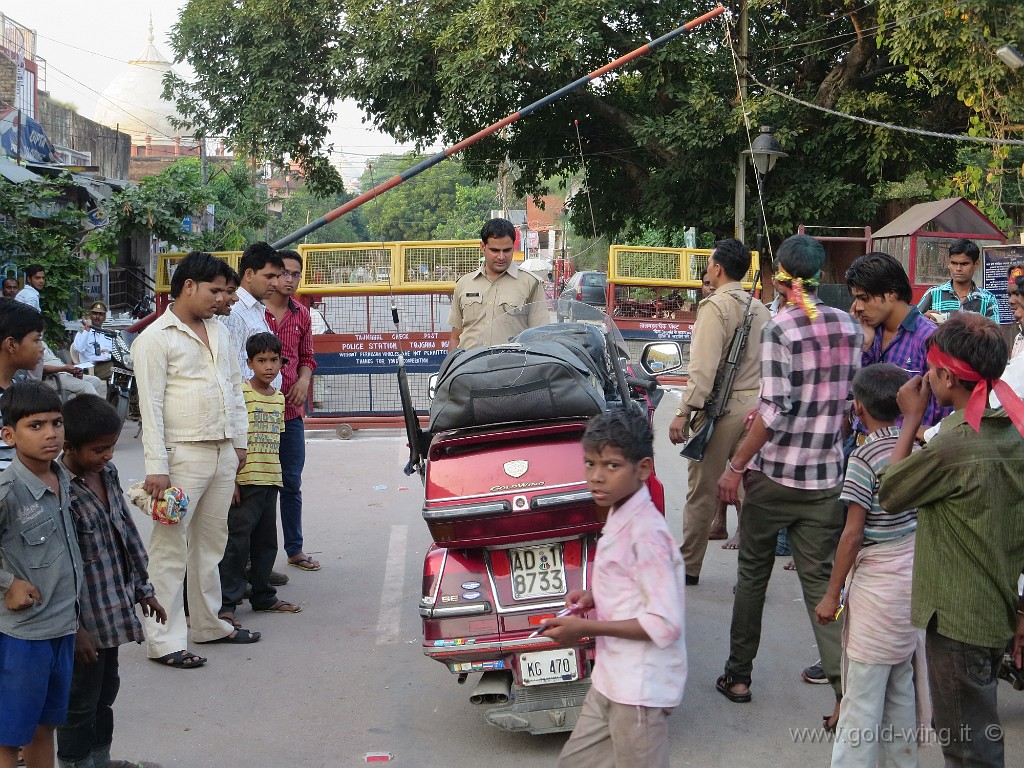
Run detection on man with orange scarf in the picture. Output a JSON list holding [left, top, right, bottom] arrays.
[[715, 234, 861, 733]]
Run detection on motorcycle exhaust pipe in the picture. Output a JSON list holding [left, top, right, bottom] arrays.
[[469, 671, 513, 705]]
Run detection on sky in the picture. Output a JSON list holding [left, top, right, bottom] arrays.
[[9, 2, 426, 183]]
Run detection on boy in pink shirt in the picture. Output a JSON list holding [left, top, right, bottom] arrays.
[[542, 409, 687, 768]]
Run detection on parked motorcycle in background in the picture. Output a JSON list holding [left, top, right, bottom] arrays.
[[100, 328, 139, 431]]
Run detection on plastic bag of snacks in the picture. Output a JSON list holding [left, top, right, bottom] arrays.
[[127, 483, 190, 525]]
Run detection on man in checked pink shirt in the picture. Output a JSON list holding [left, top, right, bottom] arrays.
[[541, 409, 686, 768], [716, 234, 862, 730]]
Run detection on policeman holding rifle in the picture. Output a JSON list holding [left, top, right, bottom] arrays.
[[668, 239, 770, 586]]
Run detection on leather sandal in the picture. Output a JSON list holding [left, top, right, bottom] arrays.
[[716, 672, 752, 703]]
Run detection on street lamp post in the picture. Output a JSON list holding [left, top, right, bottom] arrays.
[[740, 125, 787, 273]]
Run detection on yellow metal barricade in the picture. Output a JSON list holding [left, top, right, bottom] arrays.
[[609, 245, 757, 288], [294, 240, 481, 295], [155, 251, 242, 293]]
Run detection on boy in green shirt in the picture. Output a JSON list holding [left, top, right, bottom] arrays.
[[879, 313, 1024, 768]]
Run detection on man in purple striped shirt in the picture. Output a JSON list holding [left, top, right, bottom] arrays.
[[847, 252, 948, 434], [715, 235, 861, 731]]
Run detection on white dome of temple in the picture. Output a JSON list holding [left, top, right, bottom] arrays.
[[93, 20, 194, 147]]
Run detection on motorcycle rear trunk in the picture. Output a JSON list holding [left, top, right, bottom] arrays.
[[419, 417, 605, 734], [419, 417, 664, 735]]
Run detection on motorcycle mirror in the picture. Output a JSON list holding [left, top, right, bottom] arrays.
[[639, 342, 684, 377]]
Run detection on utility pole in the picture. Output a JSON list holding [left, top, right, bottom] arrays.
[[200, 135, 209, 184], [733, 1, 749, 243]]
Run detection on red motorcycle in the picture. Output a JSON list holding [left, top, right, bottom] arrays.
[[398, 301, 682, 734]]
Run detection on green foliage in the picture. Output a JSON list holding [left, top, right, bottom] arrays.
[[86, 158, 270, 258], [0, 178, 89, 344], [433, 184, 499, 240], [85, 161, 211, 260], [165, 0, 347, 197], [335, 0, 968, 246], [266, 185, 370, 245], [165, 0, 1024, 245], [877, 0, 1024, 234], [195, 161, 270, 251], [357, 154, 497, 241]]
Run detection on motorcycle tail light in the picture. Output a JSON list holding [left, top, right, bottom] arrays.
[[562, 539, 582, 568], [421, 547, 446, 602], [490, 549, 510, 578]]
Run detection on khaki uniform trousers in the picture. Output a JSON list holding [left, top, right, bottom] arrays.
[[145, 439, 239, 657], [680, 389, 758, 577]]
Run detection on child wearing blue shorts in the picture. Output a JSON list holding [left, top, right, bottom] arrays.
[[0, 382, 83, 768]]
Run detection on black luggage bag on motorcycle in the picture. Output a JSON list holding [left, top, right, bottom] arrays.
[[428, 340, 607, 433]]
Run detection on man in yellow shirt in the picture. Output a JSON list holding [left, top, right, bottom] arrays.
[[133, 253, 253, 665]]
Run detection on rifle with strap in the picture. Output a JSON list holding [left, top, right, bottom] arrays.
[[680, 271, 761, 461]]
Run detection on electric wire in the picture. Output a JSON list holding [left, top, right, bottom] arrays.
[[745, 70, 1024, 147], [572, 119, 600, 246]]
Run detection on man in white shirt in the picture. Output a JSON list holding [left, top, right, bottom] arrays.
[[71, 301, 115, 380], [14, 264, 44, 311], [133, 252, 255, 666], [220, 242, 284, 390]]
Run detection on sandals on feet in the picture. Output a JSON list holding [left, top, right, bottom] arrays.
[[201, 628, 262, 644], [151, 650, 207, 669], [219, 612, 242, 629], [254, 600, 302, 614], [716, 672, 752, 703], [288, 555, 321, 571]]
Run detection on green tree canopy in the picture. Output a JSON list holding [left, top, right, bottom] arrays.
[[86, 158, 270, 258], [356, 154, 497, 241], [86, 161, 210, 260], [165, 0, 347, 196], [266, 185, 370, 245], [197, 160, 270, 251], [165, 0, 1024, 245]]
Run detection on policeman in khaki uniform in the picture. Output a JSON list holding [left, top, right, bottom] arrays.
[[669, 239, 770, 585], [448, 218, 548, 350]]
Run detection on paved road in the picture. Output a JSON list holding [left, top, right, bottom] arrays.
[[104, 397, 1022, 767]]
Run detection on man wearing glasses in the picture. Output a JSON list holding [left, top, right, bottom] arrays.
[[264, 249, 320, 573], [72, 301, 114, 380]]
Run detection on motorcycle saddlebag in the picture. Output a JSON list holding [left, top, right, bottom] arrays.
[[429, 341, 606, 432]]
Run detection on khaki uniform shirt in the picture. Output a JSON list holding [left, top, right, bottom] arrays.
[[681, 282, 770, 413], [448, 263, 548, 349]]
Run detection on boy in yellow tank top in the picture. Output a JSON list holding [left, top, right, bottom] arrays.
[[219, 333, 301, 626]]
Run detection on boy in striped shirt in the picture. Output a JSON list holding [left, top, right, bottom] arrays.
[[219, 333, 300, 625], [814, 364, 923, 766]]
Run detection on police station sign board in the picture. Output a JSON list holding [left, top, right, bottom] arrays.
[[313, 332, 451, 375]]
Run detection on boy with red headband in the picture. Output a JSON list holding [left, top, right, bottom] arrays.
[[878, 313, 1024, 768]]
